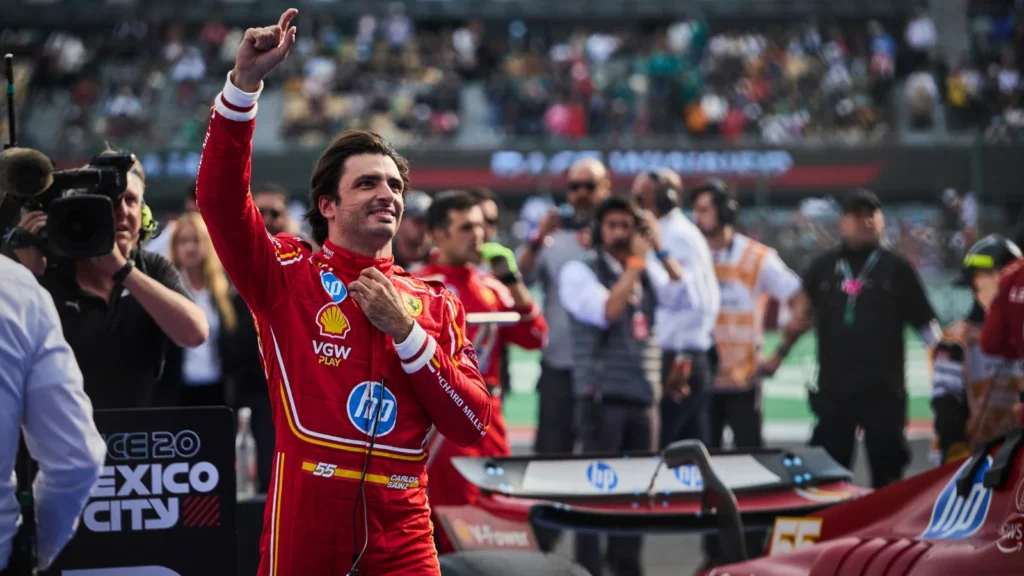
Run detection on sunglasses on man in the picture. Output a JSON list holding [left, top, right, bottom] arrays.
[[568, 181, 597, 192], [259, 207, 282, 219]]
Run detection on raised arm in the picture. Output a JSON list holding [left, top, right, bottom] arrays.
[[195, 9, 301, 312]]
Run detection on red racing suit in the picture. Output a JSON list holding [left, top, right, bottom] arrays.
[[196, 75, 492, 576], [982, 259, 1024, 361], [415, 264, 547, 551]]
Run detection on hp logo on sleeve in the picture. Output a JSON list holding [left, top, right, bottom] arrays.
[[586, 461, 618, 491], [347, 382, 397, 437]]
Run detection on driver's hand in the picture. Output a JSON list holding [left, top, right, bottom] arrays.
[[13, 210, 47, 276]]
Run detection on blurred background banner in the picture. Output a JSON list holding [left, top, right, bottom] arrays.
[[41, 143, 1022, 207]]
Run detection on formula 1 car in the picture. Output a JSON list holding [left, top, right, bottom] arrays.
[[433, 428, 1024, 576]]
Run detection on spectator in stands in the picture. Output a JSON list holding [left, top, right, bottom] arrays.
[[906, 8, 938, 70], [906, 65, 939, 129], [11, 153, 209, 410], [165, 212, 238, 407], [799, 189, 941, 489], [519, 157, 611, 552], [393, 190, 433, 272]]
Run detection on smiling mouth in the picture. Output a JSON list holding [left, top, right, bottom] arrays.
[[370, 208, 396, 220]]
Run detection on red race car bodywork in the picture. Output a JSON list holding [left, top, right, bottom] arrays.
[[708, 431, 1024, 576], [433, 430, 1024, 576]]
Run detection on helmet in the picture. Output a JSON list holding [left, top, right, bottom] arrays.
[[953, 234, 1023, 286]]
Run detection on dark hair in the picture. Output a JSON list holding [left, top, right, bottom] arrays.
[[468, 187, 496, 203], [592, 196, 642, 250], [185, 179, 197, 201], [426, 190, 479, 231], [305, 130, 411, 245], [594, 195, 641, 226]]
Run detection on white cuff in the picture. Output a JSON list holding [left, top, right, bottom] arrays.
[[402, 337, 437, 374], [394, 322, 427, 361], [215, 71, 262, 122]]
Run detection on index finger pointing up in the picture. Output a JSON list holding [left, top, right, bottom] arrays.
[[279, 8, 298, 32]]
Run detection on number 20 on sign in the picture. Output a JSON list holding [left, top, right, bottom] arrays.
[[768, 517, 823, 556]]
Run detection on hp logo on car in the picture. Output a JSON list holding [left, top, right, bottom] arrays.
[[921, 456, 994, 540], [586, 461, 618, 491], [347, 382, 397, 437], [320, 272, 348, 303], [674, 465, 703, 489]]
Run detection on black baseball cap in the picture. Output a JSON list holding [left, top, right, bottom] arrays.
[[839, 189, 882, 214]]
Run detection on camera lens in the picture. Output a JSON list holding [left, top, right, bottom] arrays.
[[60, 207, 97, 246]]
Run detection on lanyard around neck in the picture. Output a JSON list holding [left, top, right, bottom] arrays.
[[838, 250, 880, 326]]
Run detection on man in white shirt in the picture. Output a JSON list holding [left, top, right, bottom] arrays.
[[631, 169, 721, 450], [0, 253, 106, 573]]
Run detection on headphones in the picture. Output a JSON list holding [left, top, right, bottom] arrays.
[[690, 178, 738, 227], [139, 201, 158, 242], [647, 170, 681, 216], [591, 196, 644, 250]]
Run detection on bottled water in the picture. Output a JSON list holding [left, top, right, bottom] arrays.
[[236, 407, 257, 498]]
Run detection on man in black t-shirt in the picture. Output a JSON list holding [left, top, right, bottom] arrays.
[[11, 156, 209, 409], [800, 190, 940, 488]]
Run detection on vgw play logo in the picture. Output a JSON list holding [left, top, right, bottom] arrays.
[[347, 382, 397, 437], [586, 461, 618, 491], [921, 456, 994, 540]]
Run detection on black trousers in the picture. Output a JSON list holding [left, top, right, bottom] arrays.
[[658, 350, 713, 450], [575, 400, 652, 576], [709, 388, 764, 450], [704, 388, 768, 565], [809, 385, 910, 489], [532, 363, 576, 552], [237, 393, 277, 493]]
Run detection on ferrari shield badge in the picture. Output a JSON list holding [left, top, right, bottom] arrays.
[[403, 294, 424, 317]]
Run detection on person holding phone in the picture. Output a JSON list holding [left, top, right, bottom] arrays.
[[415, 190, 548, 552]]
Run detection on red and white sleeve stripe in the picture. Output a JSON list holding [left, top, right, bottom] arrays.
[[214, 71, 262, 122], [394, 322, 437, 374]]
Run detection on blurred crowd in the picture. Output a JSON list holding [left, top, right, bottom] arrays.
[[5, 4, 1024, 147]]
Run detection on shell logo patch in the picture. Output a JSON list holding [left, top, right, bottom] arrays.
[[403, 294, 423, 317], [316, 303, 351, 340]]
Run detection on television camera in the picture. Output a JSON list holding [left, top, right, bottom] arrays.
[[1, 54, 135, 259]]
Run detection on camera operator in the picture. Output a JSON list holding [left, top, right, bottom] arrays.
[[559, 196, 690, 576], [1, 186, 106, 575], [10, 154, 209, 410]]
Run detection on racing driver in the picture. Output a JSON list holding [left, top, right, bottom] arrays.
[[196, 10, 492, 575], [981, 255, 1024, 362], [931, 235, 1023, 464], [415, 190, 548, 552]]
